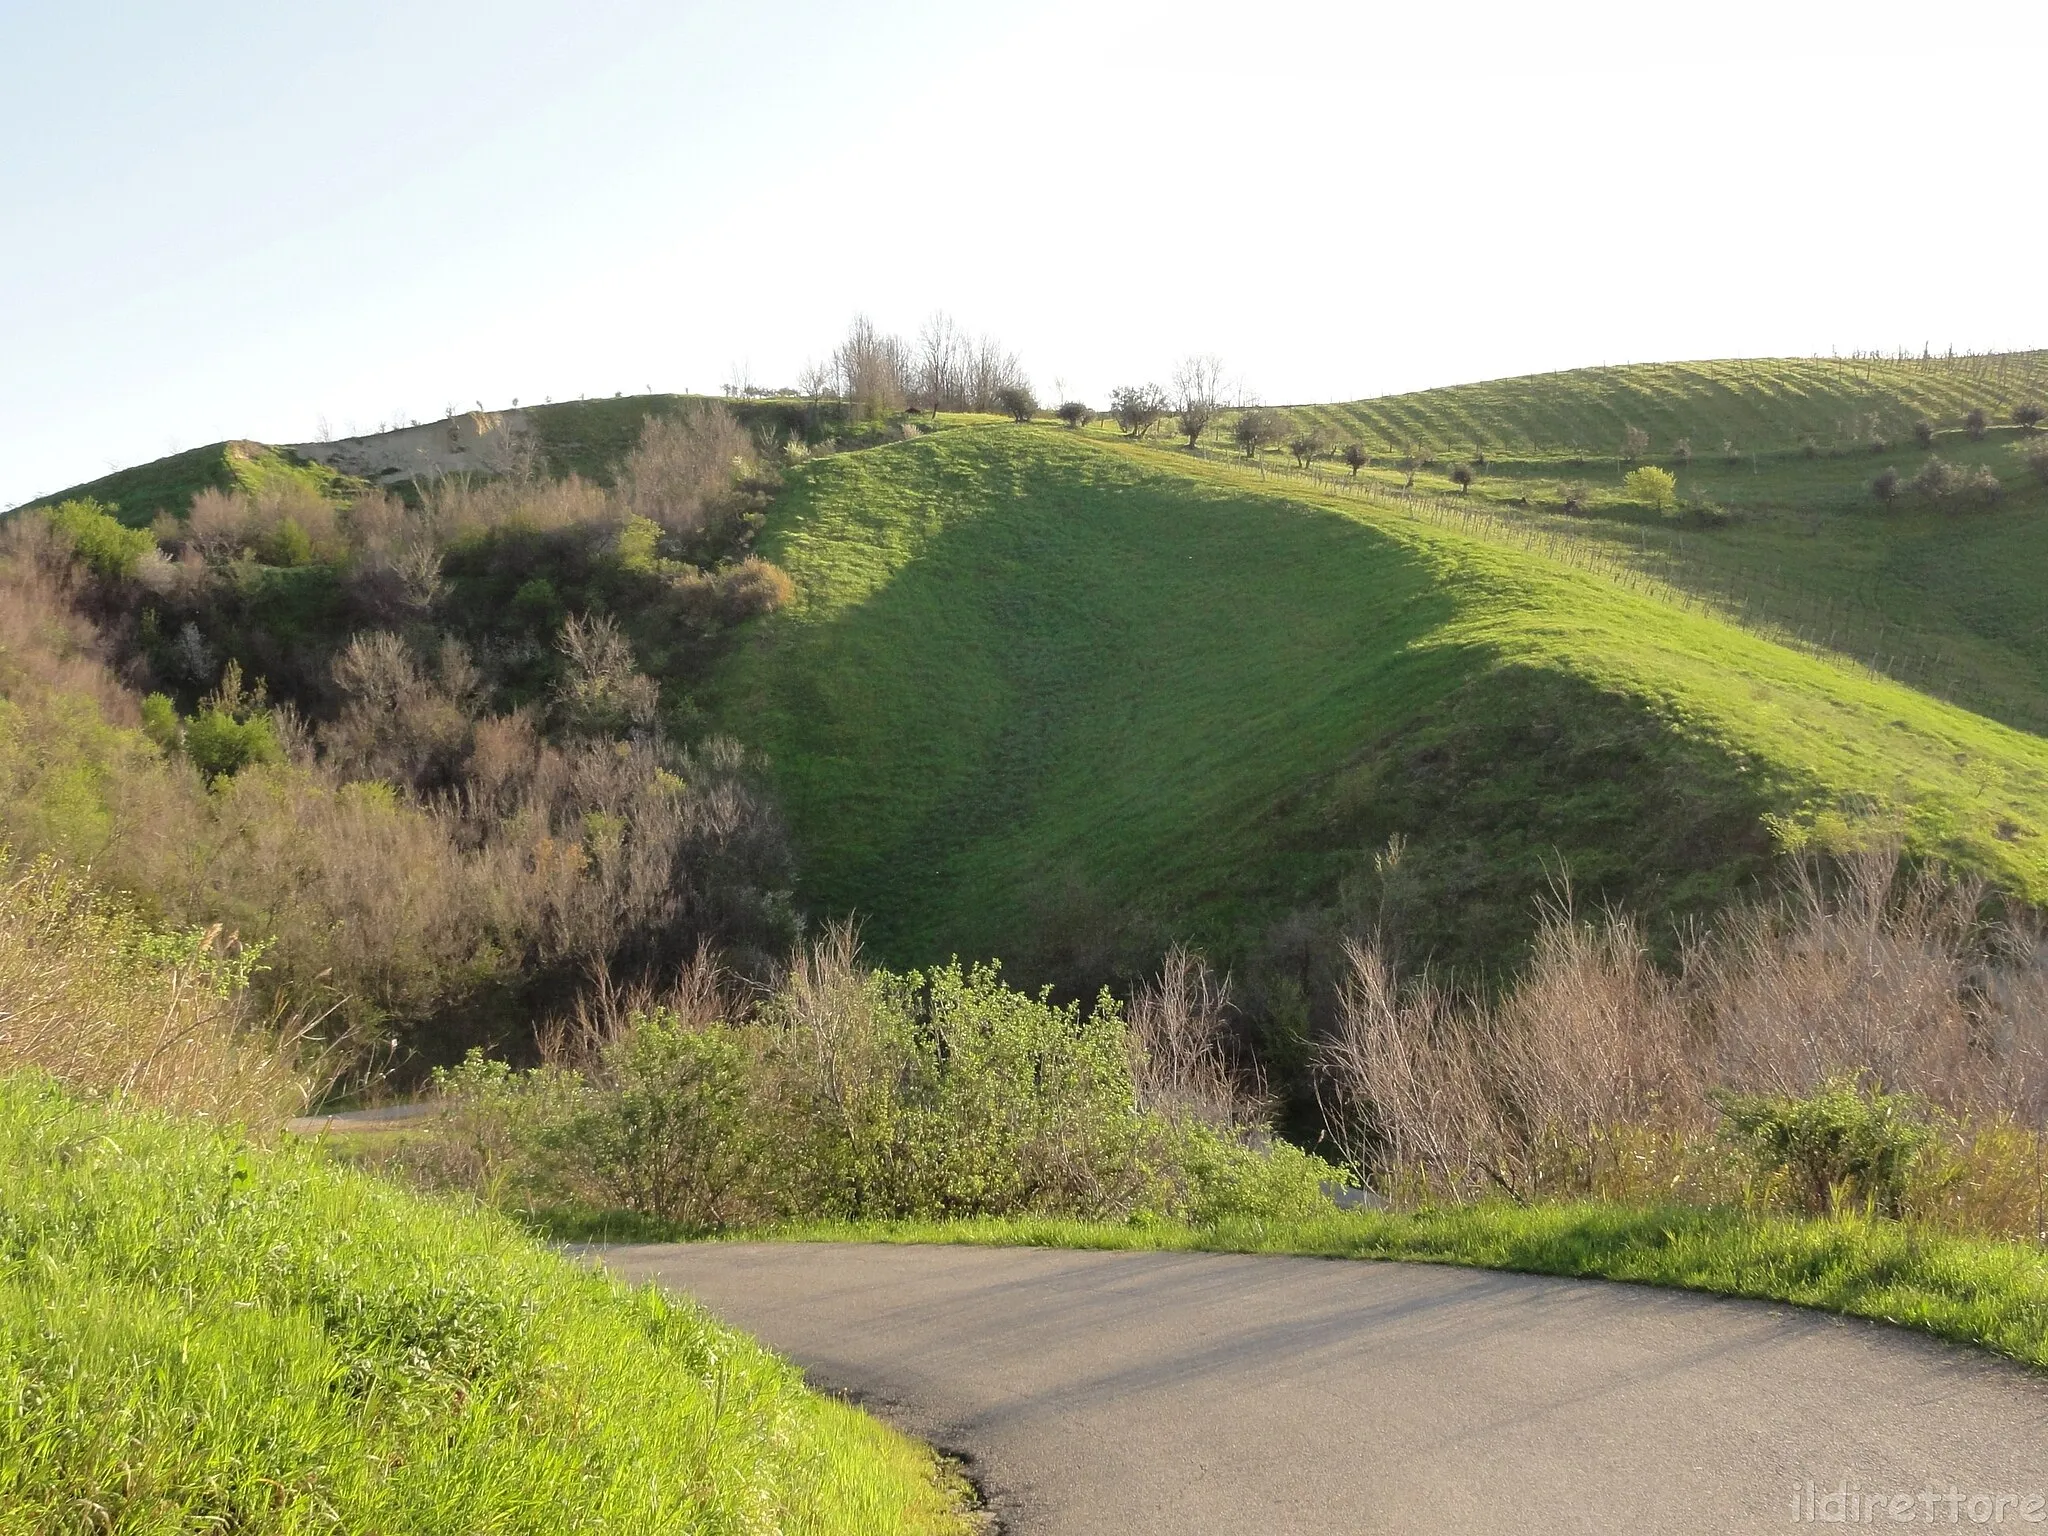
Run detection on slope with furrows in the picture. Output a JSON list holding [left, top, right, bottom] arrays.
[[1290, 352, 2048, 457]]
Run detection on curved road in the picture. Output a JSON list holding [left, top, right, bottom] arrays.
[[599, 1242, 2048, 1535]]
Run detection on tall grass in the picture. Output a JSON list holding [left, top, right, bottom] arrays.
[[0, 1073, 969, 1534], [1317, 848, 2048, 1236], [0, 854, 305, 1130]]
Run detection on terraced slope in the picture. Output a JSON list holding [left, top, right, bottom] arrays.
[[715, 425, 2048, 980], [1288, 353, 2048, 457]]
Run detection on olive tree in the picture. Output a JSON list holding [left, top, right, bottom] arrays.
[[1111, 385, 1169, 439], [1233, 408, 1284, 459]]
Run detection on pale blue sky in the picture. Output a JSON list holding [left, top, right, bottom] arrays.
[[4, 0, 2042, 507]]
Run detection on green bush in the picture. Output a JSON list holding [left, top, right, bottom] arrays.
[[1715, 1077, 1932, 1216], [1623, 464, 1677, 512], [182, 706, 281, 779], [46, 498, 154, 580], [424, 955, 1342, 1232]]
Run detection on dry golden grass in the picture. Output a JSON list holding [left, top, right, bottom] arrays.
[[0, 855, 307, 1129]]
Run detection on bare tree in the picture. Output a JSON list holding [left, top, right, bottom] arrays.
[[1620, 424, 1649, 463], [1172, 354, 1225, 449], [831, 315, 909, 417]]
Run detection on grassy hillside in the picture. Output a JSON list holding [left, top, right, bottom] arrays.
[[1178, 410, 2048, 736], [27, 440, 362, 528], [715, 425, 2048, 981], [0, 1073, 969, 1533], [1288, 352, 2048, 457]]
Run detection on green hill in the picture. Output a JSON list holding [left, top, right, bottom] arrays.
[[27, 440, 362, 527], [713, 425, 2048, 983], [1210, 365, 2048, 738]]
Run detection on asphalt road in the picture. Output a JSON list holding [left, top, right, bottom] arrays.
[[597, 1242, 2048, 1535]]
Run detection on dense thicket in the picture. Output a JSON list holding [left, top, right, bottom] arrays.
[[0, 406, 798, 1072]]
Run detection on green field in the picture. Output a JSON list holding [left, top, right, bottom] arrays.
[[714, 425, 2048, 979]]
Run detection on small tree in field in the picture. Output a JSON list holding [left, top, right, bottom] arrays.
[[2025, 446, 2048, 486], [1288, 427, 1328, 468], [1870, 465, 1902, 509], [1111, 385, 1168, 439], [1234, 408, 1284, 459], [1670, 438, 1693, 467], [1056, 400, 1093, 430], [1966, 408, 1989, 441], [1449, 464, 1474, 493], [2014, 403, 2045, 431], [1341, 442, 1369, 477], [1620, 424, 1649, 463], [1623, 464, 1677, 512], [994, 385, 1037, 423], [1912, 419, 1935, 449]]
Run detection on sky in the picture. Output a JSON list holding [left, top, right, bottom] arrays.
[[4, 0, 2044, 508]]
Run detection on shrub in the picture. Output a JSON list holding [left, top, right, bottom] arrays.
[[1448, 464, 1474, 493], [1623, 464, 1677, 512], [1870, 465, 1902, 509], [257, 517, 314, 568], [1559, 481, 1591, 514], [1340, 443, 1369, 477], [1966, 408, 1989, 441], [1670, 438, 1692, 467], [415, 929, 1339, 1230], [1722, 439, 1741, 466], [2026, 445, 2048, 486], [183, 706, 282, 779], [2015, 403, 2045, 432], [1801, 436, 1820, 460], [993, 384, 1037, 423], [1619, 424, 1648, 463], [46, 499, 154, 581], [1913, 419, 1936, 449], [1715, 1078, 1931, 1216], [1056, 400, 1093, 430]]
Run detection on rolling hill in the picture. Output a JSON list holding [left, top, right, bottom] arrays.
[[1287, 352, 2048, 457], [715, 425, 2048, 982], [22, 355, 2048, 987]]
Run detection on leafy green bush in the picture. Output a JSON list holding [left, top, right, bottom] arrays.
[[47, 498, 154, 580], [423, 947, 1342, 1232], [1623, 464, 1677, 512], [1715, 1077, 1932, 1216], [183, 704, 281, 779]]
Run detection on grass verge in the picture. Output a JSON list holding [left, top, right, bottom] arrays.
[[560, 1203, 2048, 1372], [0, 1073, 973, 1535]]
